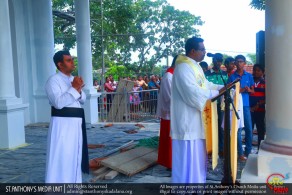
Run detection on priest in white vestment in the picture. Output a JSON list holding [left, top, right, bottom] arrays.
[[45, 50, 88, 183], [171, 37, 224, 183]]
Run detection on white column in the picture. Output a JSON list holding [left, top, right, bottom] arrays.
[[0, 1, 15, 99], [74, 0, 99, 124], [0, 0, 27, 149], [241, 0, 292, 183], [10, 0, 32, 125], [30, 0, 55, 122]]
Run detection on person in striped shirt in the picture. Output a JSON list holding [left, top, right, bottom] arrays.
[[250, 64, 266, 150]]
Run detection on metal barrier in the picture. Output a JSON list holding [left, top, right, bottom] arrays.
[[98, 89, 159, 122]]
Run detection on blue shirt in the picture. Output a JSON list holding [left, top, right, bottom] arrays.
[[228, 71, 254, 107], [148, 81, 158, 97]]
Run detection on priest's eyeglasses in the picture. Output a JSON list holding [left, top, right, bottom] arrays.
[[197, 48, 206, 52]]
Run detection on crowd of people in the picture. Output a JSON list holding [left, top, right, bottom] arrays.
[[198, 53, 266, 161], [94, 74, 162, 114], [94, 75, 162, 92]]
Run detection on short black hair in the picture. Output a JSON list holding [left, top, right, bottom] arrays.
[[53, 50, 71, 69], [199, 61, 208, 69], [235, 54, 246, 62], [212, 53, 223, 62], [253, 64, 265, 72], [224, 57, 235, 66], [185, 37, 204, 55]]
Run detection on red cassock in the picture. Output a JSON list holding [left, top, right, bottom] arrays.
[[157, 118, 172, 169]]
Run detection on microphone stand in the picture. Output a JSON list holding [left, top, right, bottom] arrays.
[[219, 69, 240, 120], [212, 68, 240, 185]]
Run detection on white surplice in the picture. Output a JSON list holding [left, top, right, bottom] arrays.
[[45, 71, 86, 183], [171, 57, 223, 183], [171, 57, 222, 140], [156, 70, 173, 168], [156, 71, 173, 120]]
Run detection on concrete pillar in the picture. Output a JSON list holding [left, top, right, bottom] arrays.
[[241, 0, 292, 183], [0, 0, 27, 149], [74, 0, 99, 124], [30, 0, 55, 122], [9, 0, 33, 125]]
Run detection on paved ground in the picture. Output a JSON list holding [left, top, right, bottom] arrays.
[[0, 122, 258, 184]]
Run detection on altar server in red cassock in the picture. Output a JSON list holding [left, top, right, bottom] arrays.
[[156, 55, 178, 169]]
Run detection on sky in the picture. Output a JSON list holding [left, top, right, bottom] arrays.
[[167, 0, 265, 64]]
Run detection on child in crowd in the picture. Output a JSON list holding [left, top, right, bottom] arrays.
[[250, 64, 266, 149]]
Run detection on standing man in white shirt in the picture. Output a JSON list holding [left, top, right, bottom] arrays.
[[171, 37, 223, 183], [45, 50, 89, 183], [156, 55, 178, 169], [109, 75, 117, 91]]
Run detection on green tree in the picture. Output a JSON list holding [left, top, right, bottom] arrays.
[[105, 64, 135, 80], [250, 0, 265, 10], [153, 65, 163, 76], [52, 0, 203, 74], [71, 57, 78, 76], [53, 0, 76, 49], [120, 0, 203, 74], [222, 53, 232, 61], [246, 53, 256, 65]]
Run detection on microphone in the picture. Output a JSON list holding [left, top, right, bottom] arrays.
[[207, 53, 215, 57]]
